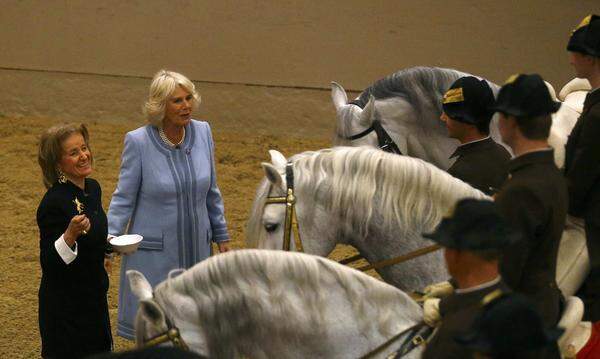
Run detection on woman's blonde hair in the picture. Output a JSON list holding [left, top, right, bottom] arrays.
[[38, 123, 92, 189], [143, 70, 201, 127]]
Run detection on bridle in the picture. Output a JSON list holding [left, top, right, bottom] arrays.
[[345, 119, 403, 155], [264, 163, 304, 252], [264, 162, 441, 272]]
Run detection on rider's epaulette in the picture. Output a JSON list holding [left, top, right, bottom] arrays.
[[481, 288, 504, 306]]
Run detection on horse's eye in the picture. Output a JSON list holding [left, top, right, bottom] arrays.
[[264, 223, 279, 233]]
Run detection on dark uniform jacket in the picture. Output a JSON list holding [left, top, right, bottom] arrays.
[[36, 178, 112, 358], [495, 150, 567, 327], [448, 137, 511, 195], [564, 89, 600, 320], [423, 279, 509, 359], [564, 89, 600, 217]]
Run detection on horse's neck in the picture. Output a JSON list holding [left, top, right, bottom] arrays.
[[339, 172, 477, 290]]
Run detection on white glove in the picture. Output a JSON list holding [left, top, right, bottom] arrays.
[[423, 281, 454, 298], [423, 298, 442, 327]]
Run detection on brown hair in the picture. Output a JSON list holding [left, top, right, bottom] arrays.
[[38, 123, 92, 189], [514, 114, 552, 140]]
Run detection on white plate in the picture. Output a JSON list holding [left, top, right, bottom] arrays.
[[110, 234, 143, 254]]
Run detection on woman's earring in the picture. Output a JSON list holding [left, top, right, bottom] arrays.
[[57, 169, 67, 184]]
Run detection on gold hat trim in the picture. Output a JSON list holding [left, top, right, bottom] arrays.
[[504, 74, 520, 85], [572, 15, 592, 33], [443, 87, 464, 104]]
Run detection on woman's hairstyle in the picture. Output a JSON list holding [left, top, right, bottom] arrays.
[[38, 123, 92, 189], [143, 70, 201, 127]]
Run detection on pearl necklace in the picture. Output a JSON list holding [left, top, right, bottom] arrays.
[[158, 127, 185, 147]]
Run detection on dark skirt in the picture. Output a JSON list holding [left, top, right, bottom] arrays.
[[39, 285, 112, 359]]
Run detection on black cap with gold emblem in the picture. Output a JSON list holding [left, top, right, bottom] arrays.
[[455, 293, 564, 355], [423, 198, 519, 251], [492, 74, 561, 117], [567, 14, 600, 57], [442, 76, 495, 126]]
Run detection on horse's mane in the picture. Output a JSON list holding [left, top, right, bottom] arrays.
[[246, 147, 489, 247], [153, 249, 420, 357], [294, 147, 489, 238], [350, 66, 468, 114]]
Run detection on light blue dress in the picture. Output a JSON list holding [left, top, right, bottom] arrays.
[[107, 120, 229, 339]]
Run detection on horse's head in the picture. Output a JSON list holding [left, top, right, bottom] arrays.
[[246, 149, 338, 256], [331, 82, 378, 148], [128, 270, 206, 355], [256, 149, 289, 250]]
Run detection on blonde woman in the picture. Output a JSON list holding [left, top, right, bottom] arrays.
[[107, 70, 230, 340], [37, 123, 112, 358]]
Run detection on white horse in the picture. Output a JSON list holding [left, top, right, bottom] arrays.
[[128, 249, 423, 358], [247, 146, 489, 291], [331, 66, 503, 171]]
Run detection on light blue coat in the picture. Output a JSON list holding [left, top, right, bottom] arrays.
[[107, 120, 229, 339]]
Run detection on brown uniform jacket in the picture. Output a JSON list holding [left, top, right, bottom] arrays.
[[564, 89, 600, 217], [448, 137, 511, 195], [495, 150, 567, 326], [423, 279, 509, 359]]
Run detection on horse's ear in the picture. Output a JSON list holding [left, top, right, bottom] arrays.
[[262, 162, 283, 188], [331, 82, 348, 111], [139, 299, 167, 327], [127, 270, 153, 301], [359, 95, 376, 126], [269, 149, 287, 169]]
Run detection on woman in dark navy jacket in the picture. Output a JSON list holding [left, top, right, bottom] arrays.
[[36, 123, 112, 358]]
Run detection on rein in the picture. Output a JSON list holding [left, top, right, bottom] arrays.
[[345, 119, 403, 155], [264, 163, 442, 272], [359, 322, 433, 358]]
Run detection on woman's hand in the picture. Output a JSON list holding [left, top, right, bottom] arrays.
[[217, 241, 231, 253], [64, 214, 91, 247]]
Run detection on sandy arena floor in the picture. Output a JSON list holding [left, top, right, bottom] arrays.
[[0, 116, 367, 357]]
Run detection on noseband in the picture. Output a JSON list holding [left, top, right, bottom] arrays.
[[346, 119, 403, 155]]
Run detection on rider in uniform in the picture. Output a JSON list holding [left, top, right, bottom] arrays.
[[564, 14, 600, 321], [441, 76, 511, 195], [421, 199, 517, 359], [493, 74, 567, 327], [455, 293, 563, 358]]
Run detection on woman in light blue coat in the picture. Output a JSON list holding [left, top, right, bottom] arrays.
[[107, 70, 230, 339]]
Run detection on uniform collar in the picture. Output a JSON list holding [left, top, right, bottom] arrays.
[[508, 148, 554, 173], [455, 276, 501, 294], [440, 279, 507, 315], [449, 136, 493, 159]]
